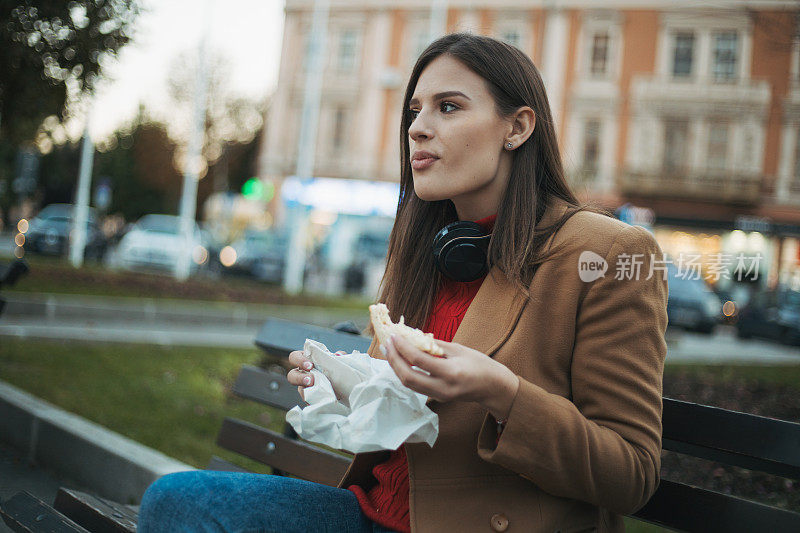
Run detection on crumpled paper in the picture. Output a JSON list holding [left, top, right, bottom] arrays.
[[285, 339, 439, 454]]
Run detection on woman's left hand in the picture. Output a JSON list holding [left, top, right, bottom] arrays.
[[382, 334, 519, 419]]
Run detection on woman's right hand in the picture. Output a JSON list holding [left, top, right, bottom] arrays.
[[287, 350, 314, 402]]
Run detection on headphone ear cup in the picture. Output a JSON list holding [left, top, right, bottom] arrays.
[[432, 221, 485, 261], [432, 221, 490, 282]]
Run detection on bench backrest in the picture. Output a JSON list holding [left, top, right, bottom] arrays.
[[634, 398, 800, 532], [215, 318, 800, 533]]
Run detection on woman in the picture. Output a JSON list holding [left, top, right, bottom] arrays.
[[138, 32, 668, 533]]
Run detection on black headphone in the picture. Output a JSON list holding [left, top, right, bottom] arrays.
[[432, 221, 491, 282]]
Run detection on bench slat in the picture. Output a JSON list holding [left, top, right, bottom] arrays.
[[0, 491, 91, 533], [633, 479, 800, 532], [254, 318, 371, 359], [53, 488, 137, 533], [663, 398, 800, 479], [216, 417, 351, 487], [232, 366, 302, 411], [664, 439, 800, 481], [206, 455, 254, 473]]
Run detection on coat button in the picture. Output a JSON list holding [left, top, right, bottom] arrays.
[[490, 513, 509, 532]]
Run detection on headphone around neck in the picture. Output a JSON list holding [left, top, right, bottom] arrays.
[[432, 221, 491, 282]]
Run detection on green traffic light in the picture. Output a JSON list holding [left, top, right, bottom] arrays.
[[241, 178, 274, 202], [242, 178, 263, 200]]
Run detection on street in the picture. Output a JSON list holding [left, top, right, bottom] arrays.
[[0, 291, 368, 348], [0, 291, 797, 362], [665, 325, 800, 364], [2, 232, 799, 361]]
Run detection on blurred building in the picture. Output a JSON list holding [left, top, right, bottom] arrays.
[[259, 0, 800, 291]]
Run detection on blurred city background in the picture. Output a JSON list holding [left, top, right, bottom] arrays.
[[1, 1, 800, 531]]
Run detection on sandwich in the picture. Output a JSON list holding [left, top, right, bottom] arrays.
[[369, 303, 445, 358]]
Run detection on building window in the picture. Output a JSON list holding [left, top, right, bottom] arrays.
[[663, 118, 689, 173], [713, 31, 738, 81], [672, 32, 695, 78], [583, 119, 601, 172], [794, 14, 800, 81], [332, 107, 347, 151], [794, 126, 800, 186], [338, 29, 358, 72], [590, 32, 610, 76], [707, 122, 729, 171]]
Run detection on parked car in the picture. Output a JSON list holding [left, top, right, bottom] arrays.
[[20, 203, 106, 260], [114, 214, 205, 274], [354, 231, 390, 260], [218, 229, 287, 283], [666, 262, 723, 334], [735, 286, 800, 345]]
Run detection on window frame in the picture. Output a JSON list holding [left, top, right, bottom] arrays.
[[671, 30, 696, 78], [663, 117, 690, 174], [589, 31, 611, 77], [577, 13, 622, 82], [336, 28, 360, 73], [711, 30, 739, 82], [332, 106, 348, 152], [582, 118, 602, 173], [707, 121, 730, 171], [794, 125, 800, 183]]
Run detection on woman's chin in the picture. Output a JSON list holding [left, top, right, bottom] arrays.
[[413, 187, 448, 202], [412, 175, 446, 202]]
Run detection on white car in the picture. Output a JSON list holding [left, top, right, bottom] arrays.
[[114, 214, 205, 274]]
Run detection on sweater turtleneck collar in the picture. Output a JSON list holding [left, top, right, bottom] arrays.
[[473, 213, 497, 233]]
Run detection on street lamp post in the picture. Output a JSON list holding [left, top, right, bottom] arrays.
[[70, 116, 94, 268], [174, 1, 212, 281], [283, 0, 330, 295]]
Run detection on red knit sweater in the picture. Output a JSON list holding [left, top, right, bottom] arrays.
[[347, 214, 498, 533]]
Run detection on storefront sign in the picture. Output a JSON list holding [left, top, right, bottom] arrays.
[[735, 215, 771, 233]]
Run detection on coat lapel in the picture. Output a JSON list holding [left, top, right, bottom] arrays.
[[425, 196, 571, 406], [338, 196, 573, 488]]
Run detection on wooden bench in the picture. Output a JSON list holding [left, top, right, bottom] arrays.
[[3, 317, 800, 532]]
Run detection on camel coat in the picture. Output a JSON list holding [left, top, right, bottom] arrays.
[[336, 196, 669, 533]]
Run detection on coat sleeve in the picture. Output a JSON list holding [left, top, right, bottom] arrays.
[[476, 224, 669, 515]]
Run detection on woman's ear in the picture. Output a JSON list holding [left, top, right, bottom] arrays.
[[506, 106, 536, 148]]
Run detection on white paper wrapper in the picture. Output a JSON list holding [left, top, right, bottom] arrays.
[[285, 339, 439, 454]]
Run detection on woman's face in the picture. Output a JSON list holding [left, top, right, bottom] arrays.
[[407, 54, 515, 220]]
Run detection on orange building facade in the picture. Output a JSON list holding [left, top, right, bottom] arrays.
[[260, 0, 800, 290]]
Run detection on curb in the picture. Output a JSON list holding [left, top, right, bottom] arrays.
[[2, 291, 369, 330], [0, 379, 196, 504], [2, 292, 273, 330]]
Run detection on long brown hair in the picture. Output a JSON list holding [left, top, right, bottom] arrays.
[[371, 32, 613, 333]]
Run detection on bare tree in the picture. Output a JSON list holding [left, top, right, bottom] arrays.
[[164, 49, 266, 186]]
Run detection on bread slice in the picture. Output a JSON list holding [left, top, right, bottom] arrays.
[[369, 303, 445, 357]]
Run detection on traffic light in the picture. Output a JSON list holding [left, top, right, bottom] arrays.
[[241, 178, 275, 202]]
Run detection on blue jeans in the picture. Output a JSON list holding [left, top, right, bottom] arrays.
[[138, 470, 398, 533]]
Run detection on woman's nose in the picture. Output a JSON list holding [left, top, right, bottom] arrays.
[[408, 111, 433, 142]]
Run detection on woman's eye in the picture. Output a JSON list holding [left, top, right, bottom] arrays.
[[440, 101, 458, 113], [408, 102, 457, 121]]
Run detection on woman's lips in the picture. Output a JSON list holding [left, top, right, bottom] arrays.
[[411, 157, 438, 170]]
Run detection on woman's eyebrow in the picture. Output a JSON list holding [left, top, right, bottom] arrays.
[[409, 91, 471, 106]]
